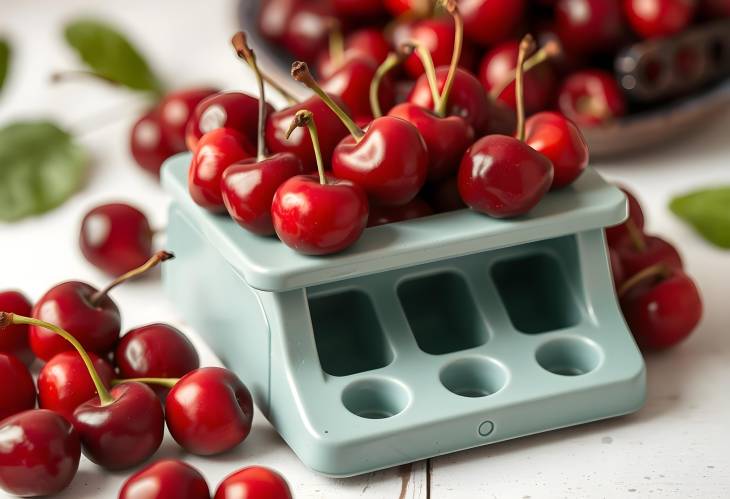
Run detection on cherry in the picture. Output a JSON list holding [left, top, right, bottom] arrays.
[[558, 69, 627, 127], [606, 186, 646, 247], [624, 0, 697, 39], [158, 87, 219, 151], [398, 16, 475, 79], [0, 353, 36, 421], [555, 0, 625, 56], [292, 62, 428, 206], [119, 459, 210, 499], [524, 111, 589, 189], [332, 0, 386, 18], [272, 110, 369, 255], [0, 290, 33, 366], [280, 1, 333, 62], [0, 409, 81, 497], [424, 176, 466, 213], [165, 367, 254, 456], [322, 58, 396, 123], [258, 0, 302, 45], [460, 0, 525, 46], [185, 92, 275, 152], [116, 323, 199, 383], [3, 312, 166, 470], [214, 466, 292, 499], [368, 198, 433, 226], [458, 36, 554, 218], [615, 226, 683, 277], [384, 0, 433, 16], [316, 28, 391, 79], [619, 264, 702, 350], [188, 127, 255, 212], [221, 33, 305, 236], [29, 251, 173, 362], [130, 108, 180, 177], [79, 202, 154, 277]]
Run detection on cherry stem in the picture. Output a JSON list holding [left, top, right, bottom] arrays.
[[618, 263, 669, 298], [0, 312, 114, 405], [90, 251, 174, 307], [436, 0, 462, 117], [488, 40, 561, 99], [233, 32, 267, 162], [286, 110, 327, 185], [112, 377, 179, 388], [328, 19, 345, 69], [406, 41, 441, 112], [515, 34, 535, 143], [370, 51, 407, 118], [261, 72, 298, 105], [291, 61, 364, 142], [625, 218, 647, 252]]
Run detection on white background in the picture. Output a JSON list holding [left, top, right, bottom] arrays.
[[1, 1, 729, 497]]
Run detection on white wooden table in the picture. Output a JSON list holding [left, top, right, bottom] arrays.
[[2, 1, 729, 497]]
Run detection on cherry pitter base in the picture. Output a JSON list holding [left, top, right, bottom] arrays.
[[161, 153, 646, 477]]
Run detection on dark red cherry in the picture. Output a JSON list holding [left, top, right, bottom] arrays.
[[555, 0, 626, 55], [322, 58, 396, 123], [368, 197, 433, 226], [424, 176, 467, 213], [616, 234, 683, 277], [214, 466, 292, 499], [398, 17, 476, 78], [606, 187, 645, 247], [558, 69, 627, 127], [316, 28, 391, 79], [165, 367, 254, 456], [701, 0, 730, 17], [38, 350, 114, 422], [116, 323, 200, 381], [79, 202, 154, 277], [461, 0, 525, 46], [624, 0, 697, 39], [609, 247, 625, 288], [185, 92, 274, 151], [0, 291, 33, 366], [159, 87, 218, 151], [188, 127, 254, 212], [0, 409, 81, 497], [331, 0, 386, 18], [119, 459, 211, 499], [524, 111, 589, 189], [257, 0, 303, 45], [0, 353, 36, 421], [130, 108, 179, 177], [280, 1, 333, 62]]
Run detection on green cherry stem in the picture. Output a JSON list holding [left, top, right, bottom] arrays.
[[0, 312, 114, 406], [370, 50, 409, 118], [328, 19, 345, 69], [618, 263, 670, 298], [436, 0, 463, 117], [291, 61, 364, 142], [515, 34, 535, 143], [406, 41, 441, 111], [233, 32, 267, 162], [90, 250, 174, 307], [488, 39, 561, 99], [286, 110, 327, 185], [112, 377, 179, 388]]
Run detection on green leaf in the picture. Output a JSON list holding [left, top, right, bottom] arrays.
[[0, 39, 9, 92], [0, 121, 88, 222], [64, 19, 163, 95], [670, 187, 730, 249]]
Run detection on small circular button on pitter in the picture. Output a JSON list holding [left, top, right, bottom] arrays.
[[478, 420, 495, 437]]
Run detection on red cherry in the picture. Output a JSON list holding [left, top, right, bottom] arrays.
[[399, 16, 476, 78], [159, 87, 218, 151], [460, 0, 525, 46], [0, 410, 80, 497], [624, 0, 697, 39], [258, 0, 303, 45], [368, 197, 433, 226], [130, 108, 180, 177], [524, 111, 589, 189], [620, 267, 702, 350], [384, 0, 431, 16], [555, 0, 626, 55], [479, 40, 557, 115], [332, 0, 386, 18], [0, 291, 33, 366], [558, 69, 627, 127], [79, 202, 154, 277], [38, 350, 114, 422], [214, 466, 292, 499], [0, 353, 36, 421], [188, 128, 255, 212], [408, 67, 491, 135], [185, 92, 274, 151], [119, 460, 211, 499], [165, 367, 253, 456], [616, 234, 683, 277], [280, 1, 333, 62], [316, 28, 391, 79], [321, 58, 396, 123], [606, 186, 646, 247], [116, 323, 200, 380], [73, 382, 164, 469]]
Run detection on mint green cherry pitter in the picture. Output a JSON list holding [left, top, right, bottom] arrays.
[[161, 153, 645, 477]]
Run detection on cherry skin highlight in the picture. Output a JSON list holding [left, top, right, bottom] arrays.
[[116, 323, 200, 380], [130, 108, 180, 177], [624, 0, 697, 39], [159, 87, 218, 151], [0, 353, 36, 421], [214, 466, 292, 499], [0, 291, 33, 366], [558, 69, 627, 127], [555, 0, 626, 56], [119, 459, 211, 499]]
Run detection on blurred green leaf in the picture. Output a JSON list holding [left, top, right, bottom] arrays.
[[0, 121, 88, 222], [670, 187, 730, 249], [0, 39, 9, 92], [64, 19, 163, 95]]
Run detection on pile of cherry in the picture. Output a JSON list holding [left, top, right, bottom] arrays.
[[0, 254, 291, 499]]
